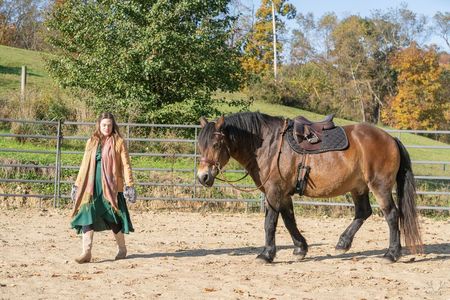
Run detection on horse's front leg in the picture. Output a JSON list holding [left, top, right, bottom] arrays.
[[280, 198, 308, 259], [256, 199, 279, 263]]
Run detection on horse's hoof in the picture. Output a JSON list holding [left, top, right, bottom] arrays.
[[382, 252, 400, 263], [335, 239, 352, 253], [293, 248, 307, 260], [256, 253, 273, 264], [334, 247, 349, 255]]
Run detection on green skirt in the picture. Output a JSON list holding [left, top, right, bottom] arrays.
[[70, 192, 134, 234], [71, 145, 134, 234]]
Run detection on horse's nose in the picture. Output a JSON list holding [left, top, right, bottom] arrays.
[[197, 171, 213, 187], [200, 173, 209, 184]]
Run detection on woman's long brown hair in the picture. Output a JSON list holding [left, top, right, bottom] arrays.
[[91, 112, 122, 141]]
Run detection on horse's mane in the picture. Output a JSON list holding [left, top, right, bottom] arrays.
[[224, 112, 271, 137], [198, 112, 280, 151]]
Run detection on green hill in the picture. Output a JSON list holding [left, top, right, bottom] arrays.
[[0, 45, 348, 122], [0, 45, 52, 95]]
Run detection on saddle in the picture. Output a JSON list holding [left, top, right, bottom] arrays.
[[286, 114, 349, 154], [285, 114, 349, 196], [293, 114, 336, 144]]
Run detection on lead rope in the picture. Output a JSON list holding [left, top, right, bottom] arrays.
[[215, 119, 289, 193], [215, 171, 249, 183]]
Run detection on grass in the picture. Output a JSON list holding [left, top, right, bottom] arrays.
[[0, 45, 52, 95], [215, 91, 354, 125], [251, 102, 355, 126]]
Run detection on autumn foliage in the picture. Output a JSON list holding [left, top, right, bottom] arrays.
[[382, 44, 449, 129], [241, 0, 296, 77]]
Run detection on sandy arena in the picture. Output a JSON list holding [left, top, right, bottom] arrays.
[[0, 208, 449, 299]]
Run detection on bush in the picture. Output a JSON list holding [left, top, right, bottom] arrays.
[[4, 88, 78, 141], [245, 76, 308, 107]]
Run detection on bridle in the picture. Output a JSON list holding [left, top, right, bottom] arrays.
[[199, 130, 250, 185], [199, 131, 229, 172], [199, 157, 223, 171], [198, 119, 289, 192]]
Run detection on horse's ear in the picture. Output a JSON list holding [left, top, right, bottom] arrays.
[[215, 115, 225, 130], [199, 116, 208, 128]]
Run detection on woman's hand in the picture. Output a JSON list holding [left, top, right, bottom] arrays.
[[124, 186, 137, 203], [71, 185, 78, 202]]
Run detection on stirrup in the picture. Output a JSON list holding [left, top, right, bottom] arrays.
[[306, 133, 319, 144]]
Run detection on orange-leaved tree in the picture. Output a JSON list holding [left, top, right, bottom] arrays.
[[241, 0, 296, 78], [382, 43, 449, 129]]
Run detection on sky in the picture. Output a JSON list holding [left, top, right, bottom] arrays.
[[284, 0, 448, 19], [243, 0, 449, 49]]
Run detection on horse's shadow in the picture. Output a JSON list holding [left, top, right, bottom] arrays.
[[305, 243, 450, 263], [120, 242, 450, 264], [125, 244, 293, 260]]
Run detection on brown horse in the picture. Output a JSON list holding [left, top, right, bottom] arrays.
[[196, 112, 422, 263]]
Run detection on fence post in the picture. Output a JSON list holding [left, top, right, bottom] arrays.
[[20, 66, 27, 103], [193, 127, 198, 199], [53, 119, 63, 208], [260, 193, 265, 213], [126, 124, 130, 149]]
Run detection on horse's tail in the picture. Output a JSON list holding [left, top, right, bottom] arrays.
[[394, 138, 423, 254]]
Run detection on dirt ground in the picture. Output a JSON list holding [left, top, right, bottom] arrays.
[[0, 208, 449, 300]]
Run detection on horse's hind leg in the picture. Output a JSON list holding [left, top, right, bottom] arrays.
[[371, 187, 401, 262], [280, 198, 308, 259], [336, 190, 372, 253]]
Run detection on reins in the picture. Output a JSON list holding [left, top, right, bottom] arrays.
[[212, 119, 289, 193]]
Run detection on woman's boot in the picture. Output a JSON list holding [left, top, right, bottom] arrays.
[[75, 230, 94, 264], [113, 232, 127, 260]]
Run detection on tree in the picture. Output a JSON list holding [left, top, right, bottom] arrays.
[[0, 0, 47, 50], [329, 7, 429, 123], [241, 0, 296, 77], [330, 16, 384, 123], [371, 4, 429, 49], [45, 0, 244, 124], [227, 0, 255, 48], [433, 12, 450, 50], [382, 44, 449, 130], [291, 12, 337, 63], [289, 6, 427, 124]]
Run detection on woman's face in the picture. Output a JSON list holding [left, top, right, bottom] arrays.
[[100, 118, 113, 137]]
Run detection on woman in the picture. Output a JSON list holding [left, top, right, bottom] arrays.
[[70, 112, 136, 264]]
